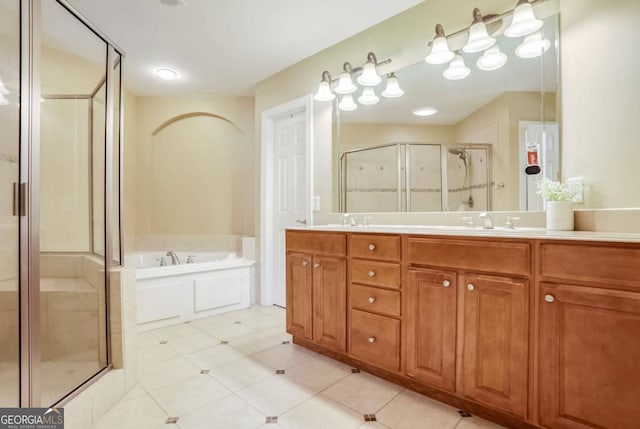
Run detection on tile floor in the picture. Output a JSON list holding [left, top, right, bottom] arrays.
[[92, 305, 505, 429]]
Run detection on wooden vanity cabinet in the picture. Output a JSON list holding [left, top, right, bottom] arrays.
[[406, 237, 531, 418], [537, 241, 640, 429], [286, 231, 347, 353]]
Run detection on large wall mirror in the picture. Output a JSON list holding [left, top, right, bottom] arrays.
[[333, 0, 560, 213]]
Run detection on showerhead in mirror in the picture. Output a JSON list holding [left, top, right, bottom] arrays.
[[448, 148, 468, 160]]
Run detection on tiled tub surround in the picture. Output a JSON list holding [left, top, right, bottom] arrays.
[[90, 305, 503, 429], [286, 227, 640, 429]]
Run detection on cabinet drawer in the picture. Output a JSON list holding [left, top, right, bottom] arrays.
[[350, 234, 401, 261], [350, 309, 400, 372], [351, 260, 401, 289], [351, 285, 400, 317], [286, 230, 346, 256], [408, 237, 530, 276], [539, 241, 640, 289]]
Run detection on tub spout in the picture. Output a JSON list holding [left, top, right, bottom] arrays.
[[166, 250, 181, 265]]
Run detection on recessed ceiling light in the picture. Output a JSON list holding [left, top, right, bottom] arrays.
[[412, 106, 438, 117], [155, 68, 178, 80]]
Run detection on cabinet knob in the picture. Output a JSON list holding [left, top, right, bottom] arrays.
[[368, 296, 376, 304], [467, 284, 475, 291], [368, 271, 376, 278], [442, 280, 451, 287], [368, 336, 376, 343], [313, 262, 321, 268], [368, 243, 376, 251], [302, 261, 308, 267], [544, 294, 555, 303]]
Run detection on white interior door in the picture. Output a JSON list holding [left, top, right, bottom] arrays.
[[519, 121, 560, 211], [273, 111, 309, 307]]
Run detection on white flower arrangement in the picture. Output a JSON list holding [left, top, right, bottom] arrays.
[[536, 178, 580, 202]]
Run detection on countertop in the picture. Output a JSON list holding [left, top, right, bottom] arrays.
[[288, 225, 640, 243]]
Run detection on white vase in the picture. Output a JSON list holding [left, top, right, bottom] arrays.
[[546, 201, 574, 231]]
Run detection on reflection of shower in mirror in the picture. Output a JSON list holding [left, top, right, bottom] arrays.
[[448, 148, 474, 210]]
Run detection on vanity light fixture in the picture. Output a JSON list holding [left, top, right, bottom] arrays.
[[443, 54, 471, 80], [425, 24, 455, 65], [338, 94, 358, 111], [334, 63, 358, 94], [357, 52, 382, 87], [314, 71, 335, 101], [358, 87, 380, 105], [381, 73, 404, 98], [463, 8, 496, 53], [504, 0, 544, 38], [155, 68, 178, 80], [476, 45, 508, 71], [516, 31, 550, 58], [412, 106, 438, 117], [0, 94, 9, 106]]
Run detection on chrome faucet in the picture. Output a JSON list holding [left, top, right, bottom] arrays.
[[478, 212, 494, 229], [166, 250, 181, 265], [342, 213, 358, 226]]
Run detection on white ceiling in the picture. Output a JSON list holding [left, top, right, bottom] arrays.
[[64, 0, 425, 96]]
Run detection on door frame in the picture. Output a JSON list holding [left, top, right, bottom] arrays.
[[260, 94, 314, 305]]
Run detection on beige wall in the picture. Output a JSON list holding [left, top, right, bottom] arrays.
[[133, 96, 255, 240], [560, 0, 640, 208], [122, 91, 137, 253]]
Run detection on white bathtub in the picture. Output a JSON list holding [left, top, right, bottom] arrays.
[[132, 251, 255, 332]]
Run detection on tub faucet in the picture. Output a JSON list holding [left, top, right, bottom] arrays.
[[478, 212, 494, 229], [166, 250, 181, 265]]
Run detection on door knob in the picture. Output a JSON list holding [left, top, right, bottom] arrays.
[[368, 243, 376, 251], [467, 284, 475, 291], [544, 294, 555, 303], [313, 262, 321, 268], [302, 261, 308, 267], [442, 280, 450, 287], [296, 219, 307, 225], [368, 271, 376, 278], [368, 336, 376, 343], [368, 296, 376, 304]]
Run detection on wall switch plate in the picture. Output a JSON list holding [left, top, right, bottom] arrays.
[[312, 196, 320, 212]]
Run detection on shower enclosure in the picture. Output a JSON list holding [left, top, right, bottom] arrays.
[[341, 143, 491, 212], [0, 0, 123, 407]]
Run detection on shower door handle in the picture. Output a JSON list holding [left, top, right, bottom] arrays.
[[12, 183, 27, 217]]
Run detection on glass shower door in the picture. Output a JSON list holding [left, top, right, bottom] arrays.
[[0, 0, 20, 408], [39, 0, 109, 405]]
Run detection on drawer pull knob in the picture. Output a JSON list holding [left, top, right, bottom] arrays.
[[313, 263, 321, 268], [368, 296, 376, 304], [545, 294, 555, 303], [442, 280, 451, 287], [467, 284, 475, 291], [368, 271, 376, 278], [368, 243, 376, 251], [368, 336, 376, 343], [302, 261, 308, 267]]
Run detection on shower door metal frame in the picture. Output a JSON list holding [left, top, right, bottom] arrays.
[[18, 0, 125, 407]]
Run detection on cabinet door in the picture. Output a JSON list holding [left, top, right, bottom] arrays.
[[312, 256, 346, 352], [286, 253, 312, 340], [539, 283, 640, 429], [405, 268, 457, 392], [462, 274, 528, 418]]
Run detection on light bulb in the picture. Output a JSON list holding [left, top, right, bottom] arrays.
[[516, 31, 550, 59], [334, 71, 357, 94], [357, 62, 381, 87], [463, 9, 496, 53], [381, 74, 404, 98], [338, 94, 358, 111], [358, 87, 379, 105], [443, 55, 471, 80], [476, 46, 508, 71], [426, 25, 455, 65], [314, 80, 335, 101], [505, 1, 543, 38]]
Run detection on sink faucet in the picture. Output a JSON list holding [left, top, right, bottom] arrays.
[[166, 250, 181, 265], [342, 213, 357, 226], [478, 212, 494, 229]]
